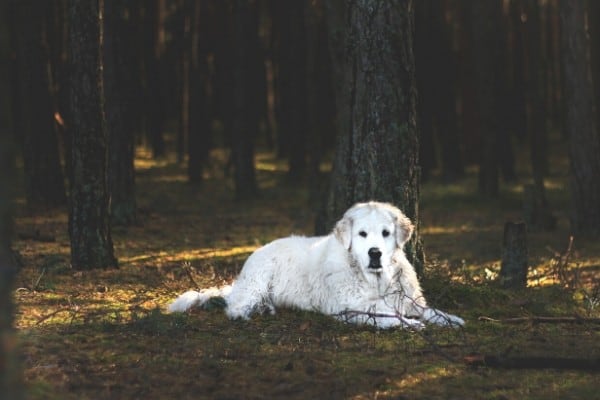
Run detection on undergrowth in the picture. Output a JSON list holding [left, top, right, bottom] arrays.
[[12, 149, 600, 399]]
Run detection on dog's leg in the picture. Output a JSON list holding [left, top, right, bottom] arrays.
[[335, 308, 425, 330], [375, 314, 425, 330], [421, 307, 465, 327], [224, 280, 273, 320]]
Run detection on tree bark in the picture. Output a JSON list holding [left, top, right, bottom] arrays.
[[470, 0, 502, 196], [1, 6, 23, 391], [187, 0, 211, 184], [415, 0, 463, 182], [176, 2, 190, 164], [560, 0, 600, 236], [104, 0, 137, 225], [12, 1, 66, 208], [520, 0, 549, 178], [230, 0, 259, 200], [322, 0, 424, 274], [141, 0, 166, 159], [499, 221, 528, 288], [0, 144, 22, 398], [305, 0, 335, 205], [520, 0, 554, 231], [271, 0, 308, 181], [68, 0, 117, 270]]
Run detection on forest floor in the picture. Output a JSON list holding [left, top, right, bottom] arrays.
[[12, 147, 600, 399]]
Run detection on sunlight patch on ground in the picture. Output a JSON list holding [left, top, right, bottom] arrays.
[[134, 157, 173, 171], [503, 178, 566, 194], [388, 365, 460, 393], [528, 259, 600, 288], [256, 159, 283, 172], [134, 148, 175, 170], [120, 245, 259, 265], [421, 225, 495, 235], [146, 173, 188, 183]]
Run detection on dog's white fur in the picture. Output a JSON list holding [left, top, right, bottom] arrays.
[[168, 201, 464, 329]]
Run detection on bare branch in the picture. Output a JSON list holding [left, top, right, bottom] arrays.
[[182, 261, 200, 289], [478, 315, 600, 324], [337, 309, 400, 320], [36, 307, 79, 325]]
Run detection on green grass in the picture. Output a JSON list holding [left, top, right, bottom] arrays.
[[13, 146, 600, 399]]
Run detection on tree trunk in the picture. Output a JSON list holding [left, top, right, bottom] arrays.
[[47, 0, 72, 188], [0, 146, 22, 398], [1, 6, 23, 392], [322, 0, 424, 274], [471, 0, 502, 196], [12, 1, 66, 208], [68, 0, 117, 270], [415, 0, 463, 182], [500, 221, 528, 289], [142, 0, 166, 159], [271, 0, 307, 181], [305, 0, 334, 205], [520, 0, 555, 231], [560, 0, 600, 236], [230, 0, 259, 200], [177, 4, 190, 165], [456, 1, 480, 166], [212, 0, 235, 164], [522, 0, 549, 177], [187, 0, 211, 184], [104, 0, 137, 225], [547, 0, 563, 134], [588, 0, 600, 131]]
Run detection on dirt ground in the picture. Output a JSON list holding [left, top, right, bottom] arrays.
[[13, 150, 600, 399]]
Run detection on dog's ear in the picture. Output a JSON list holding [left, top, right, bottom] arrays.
[[334, 216, 352, 250], [394, 212, 414, 247]]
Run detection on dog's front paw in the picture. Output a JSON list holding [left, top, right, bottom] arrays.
[[399, 316, 426, 330], [423, 308, 465, 327], [445, 313, 465, 327]]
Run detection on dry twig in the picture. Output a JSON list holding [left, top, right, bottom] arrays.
[[182, 261, 200, 289], [478, 315, 600, 324], [546, 235, 574, 286]]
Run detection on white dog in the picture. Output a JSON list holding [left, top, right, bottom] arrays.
[[168, 201, 464, 329]]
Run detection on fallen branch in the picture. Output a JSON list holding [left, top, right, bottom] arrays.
[[36, 307, 79, 325], [546, 235, 574, 286], [33, 268, 46, 291], [338, 310, 399, 320], [478, 316, 600, 324], [464, 353, 600, 371]]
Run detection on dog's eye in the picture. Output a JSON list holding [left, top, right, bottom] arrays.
[[359, 231, 367, 238], [382, 229, 390, 237]]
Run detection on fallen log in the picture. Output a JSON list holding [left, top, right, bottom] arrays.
[[464, 353, 600, 371]]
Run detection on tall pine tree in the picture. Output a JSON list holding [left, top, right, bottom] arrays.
[[68, 0, 117, 270], [321, 0, 424, 273]]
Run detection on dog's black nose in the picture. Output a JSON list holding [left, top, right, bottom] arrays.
[[368, 248, 382, 260]]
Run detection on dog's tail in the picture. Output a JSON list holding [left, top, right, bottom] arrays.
[[167, 285, 232, 313]]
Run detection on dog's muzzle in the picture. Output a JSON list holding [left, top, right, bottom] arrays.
[[368, 247, 382, 270]]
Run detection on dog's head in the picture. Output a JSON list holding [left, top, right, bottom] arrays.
[[334, 201, 414, 273]]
